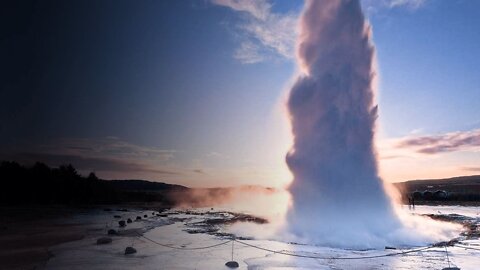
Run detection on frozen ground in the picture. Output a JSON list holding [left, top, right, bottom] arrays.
[[44, 206, 480, 270]]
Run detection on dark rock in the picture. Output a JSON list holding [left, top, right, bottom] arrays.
[[158, 208, 170, 213], [125, 246, 137, 255], [225, 261, 239, 268], [107, 229, 117, 235], [433, 239, 459, 247], [143, 214, 147, 218], [136, 216, 142, 220], [97, 237, 112, 245], [127, 218, 132, 223], [119, 220, 126, 227]]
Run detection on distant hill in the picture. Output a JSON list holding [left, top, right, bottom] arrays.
[[108, 179, 188, 191], [394, 175, 480, 203], [395, 175, 480, 193]]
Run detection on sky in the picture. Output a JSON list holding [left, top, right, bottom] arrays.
[[1, 0, 479, 187]]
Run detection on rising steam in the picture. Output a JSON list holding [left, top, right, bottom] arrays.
[[284, 0, 459, 248]]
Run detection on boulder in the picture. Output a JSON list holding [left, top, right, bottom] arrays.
[[127, 218, 132, 223], [97, 237, 112, 245], [225, 261, 239, 268], [118, 220, 126, 227], [107, 229, 117, 235], [125, 246, 137, 255]]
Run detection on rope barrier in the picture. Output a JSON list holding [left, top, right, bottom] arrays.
[[454, 244, 480, 252], [233, 239, 434, 260], [136, 232, 233, 250], [133, 231, 479, 261], [444, 245, 452, 269], [136, 231, 435, 260]]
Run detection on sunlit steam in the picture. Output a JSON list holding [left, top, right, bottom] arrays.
[[284, 0, 460, 248]]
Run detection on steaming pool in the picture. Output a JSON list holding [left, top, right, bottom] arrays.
[[44, 205, 480, 270]]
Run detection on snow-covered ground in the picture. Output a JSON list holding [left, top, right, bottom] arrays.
[[44, 205, 480, 270]]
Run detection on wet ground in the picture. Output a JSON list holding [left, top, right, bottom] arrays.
[[33, 205, 480, 270]]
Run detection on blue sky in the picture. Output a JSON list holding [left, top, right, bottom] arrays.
[[1, 0, 479, 187]]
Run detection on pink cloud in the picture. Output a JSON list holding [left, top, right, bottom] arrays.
[[397, 129, 480, 154]]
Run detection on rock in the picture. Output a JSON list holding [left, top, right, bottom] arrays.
[[225, 261, 239, 268], [158, 207, 170, 213], [107, 229, 117, 235], [143, 214, 147, 218], [125, 246, 137, 255], [127, 218, 132, 223], [152, 212, 155, 215], [119, 220, 126, 227], [97, 237, 112, 245], [136, 216, 142, 220]]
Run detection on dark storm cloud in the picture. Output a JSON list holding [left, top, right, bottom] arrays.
[[397, 129, 480, 154]]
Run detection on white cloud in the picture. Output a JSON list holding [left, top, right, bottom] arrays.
[[387, 0, 427, 9], [211, 0, 271, 20], [362, 0, 428, 12], [234, 40, 265, 64], [211, 0, 298, 64]]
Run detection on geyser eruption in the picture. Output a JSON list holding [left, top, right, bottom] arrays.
[[285, 0, 403, 248]]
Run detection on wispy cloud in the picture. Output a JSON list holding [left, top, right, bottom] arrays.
[[211, 0, 298, 64], [1, 137, 181, 179], [386, 0, 427, 9], [40, 137, 176, 162], [362, 0, 428, 14], [206, 151, 228, 159], [462, 166, 480, 172], [396, 129, 480, 154], [9, 152, 181, 176], [233, 40, 265, 64], [212, 0, 428, 64], [211, 0, 271, 20], [193, 169, 206, 174]]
